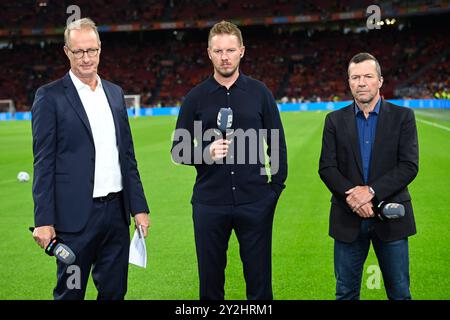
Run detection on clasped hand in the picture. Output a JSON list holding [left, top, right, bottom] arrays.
[[345, 186, 375, 218]]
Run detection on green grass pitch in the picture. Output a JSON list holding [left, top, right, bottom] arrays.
[[0, 109, 449, 300]]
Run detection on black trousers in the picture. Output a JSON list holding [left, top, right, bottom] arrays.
[[53, 194, 130, 300], [192, 192, 278, 300]]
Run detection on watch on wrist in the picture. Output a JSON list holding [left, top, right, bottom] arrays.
[[368, 186, 375, 196]]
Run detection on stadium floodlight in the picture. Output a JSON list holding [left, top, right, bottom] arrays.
[[124, 94, 141, 118]]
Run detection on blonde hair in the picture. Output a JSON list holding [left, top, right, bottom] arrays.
[[208, 20, 243, 47], [64, 18, 101, 47]]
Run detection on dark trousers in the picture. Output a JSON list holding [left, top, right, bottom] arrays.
[[334, 219, 411, 300], [53, 194, 130, 300], [192, 192, 278, 300]]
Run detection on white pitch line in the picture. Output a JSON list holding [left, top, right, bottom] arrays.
[[416, 118, 450, 132]]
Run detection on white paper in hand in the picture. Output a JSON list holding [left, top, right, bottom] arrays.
[[129, 225, 147, 268]]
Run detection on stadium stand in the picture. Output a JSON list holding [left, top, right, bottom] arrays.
[[0, 0, 449, 111], [0, 0, 367, 28]]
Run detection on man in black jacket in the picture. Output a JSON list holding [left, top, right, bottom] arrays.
[[319, 52, 418, 300], [171, 21, 287, 300]]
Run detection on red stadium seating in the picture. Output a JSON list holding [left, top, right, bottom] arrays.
[[0, 1, 448, 110]]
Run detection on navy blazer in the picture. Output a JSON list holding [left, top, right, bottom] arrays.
[[319, 100, 418, 242], [32, 73, 149, 233]]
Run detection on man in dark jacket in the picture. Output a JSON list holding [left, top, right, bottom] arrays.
[[319, 52, 418, 300]]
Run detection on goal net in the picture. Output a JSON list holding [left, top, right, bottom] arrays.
[[124, 94, 141, 118], [0, 99, 15, 113]]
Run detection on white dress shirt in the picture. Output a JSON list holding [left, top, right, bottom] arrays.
[[69, 70, 123, 198]]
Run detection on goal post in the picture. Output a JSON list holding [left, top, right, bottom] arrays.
[[124, 94, 141, 118], [0, 99, 15, 113]]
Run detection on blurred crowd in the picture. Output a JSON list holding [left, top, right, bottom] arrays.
[[0, 0, 367, 28], [0, 1, 449, 111]]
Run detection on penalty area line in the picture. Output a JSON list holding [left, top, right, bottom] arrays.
[[416, 118, 450, 132]]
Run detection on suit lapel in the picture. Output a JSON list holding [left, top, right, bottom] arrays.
[[62, 73, 94, 145], [369, 99, 391, 180], [343, 104, 364, 179], [102, 80, 122, 148]]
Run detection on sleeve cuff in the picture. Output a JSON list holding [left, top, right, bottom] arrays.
[[270, 182, 284, 198]]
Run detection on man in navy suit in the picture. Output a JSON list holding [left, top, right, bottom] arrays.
[[31, 18, 150, 300]]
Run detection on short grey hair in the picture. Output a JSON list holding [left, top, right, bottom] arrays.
[[64, 18, 101, 47], [348, 52, 382, 78]]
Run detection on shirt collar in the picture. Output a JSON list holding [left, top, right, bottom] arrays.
[[69, 70, 102, 91], [354, 97, 381, 115], [207, 72, 248, 93]]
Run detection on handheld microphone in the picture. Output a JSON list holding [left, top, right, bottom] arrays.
[[217, 107, 233, 138], [29, 227, 76, 265], [376, 202, 405, 221]]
